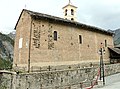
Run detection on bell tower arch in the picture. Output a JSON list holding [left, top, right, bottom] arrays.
[[62, 0, 77, 21]]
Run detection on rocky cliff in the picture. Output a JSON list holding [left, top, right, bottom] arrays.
[[0, 32, 15, 69], [113, 29, 120, 46]]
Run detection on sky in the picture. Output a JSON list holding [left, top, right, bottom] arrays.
[[0, 0, 120, 34]]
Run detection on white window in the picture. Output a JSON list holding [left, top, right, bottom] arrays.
[[19, 38, 23, 48], [26, 39, 29, 48], [105, 40, 107, 47]]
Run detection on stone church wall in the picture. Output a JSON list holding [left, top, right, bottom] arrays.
[[13, 10, 114, 70]]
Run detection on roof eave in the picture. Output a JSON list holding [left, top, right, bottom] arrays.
[[14, 9, 25, 30], [14, 9, 113, 36], [31, 14, 113, 36], [62, 4, 77, 9]]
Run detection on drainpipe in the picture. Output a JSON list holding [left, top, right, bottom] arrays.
[[28, 18, 33, 73]]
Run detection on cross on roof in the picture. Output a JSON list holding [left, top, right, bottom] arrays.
[[69, 0, 71, 4]]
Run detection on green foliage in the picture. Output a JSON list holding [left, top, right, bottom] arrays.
[[0, 57, 12, 70], [0, 85, 7, 89], [0, 32, 14, 46]]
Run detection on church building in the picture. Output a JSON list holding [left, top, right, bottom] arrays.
[[13, 1, 114, 71]]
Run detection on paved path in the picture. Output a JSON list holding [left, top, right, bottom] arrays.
[[93, 73, 120, 89], [94, 81, 120, 89]]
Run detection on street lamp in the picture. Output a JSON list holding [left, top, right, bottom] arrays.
[[99, 43, 105, 85]]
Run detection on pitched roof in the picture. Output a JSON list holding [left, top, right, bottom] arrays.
[[62, 4, 77, 9], [109, 47, 120, 55], [15, 9, 113, 36]]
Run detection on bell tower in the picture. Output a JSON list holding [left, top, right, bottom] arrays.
[[62, 0, 77, 21]]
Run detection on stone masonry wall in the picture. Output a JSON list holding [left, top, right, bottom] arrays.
[[0, 73, 12, 89], [1, 63, 120, 89], [16, 68, 96, 89]]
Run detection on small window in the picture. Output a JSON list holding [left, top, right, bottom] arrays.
[[71, 18, 74, 21], [79, 35, 82, 44], [105, 40, 107, 47], [71, 9, 74, 15], [54, 31, 57, 41], [65, 9, 67, 16]]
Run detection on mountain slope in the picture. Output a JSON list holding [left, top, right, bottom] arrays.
[[113, 29, 120, 46], [0, 32, 14, 69], [8, 31, 16, 40]]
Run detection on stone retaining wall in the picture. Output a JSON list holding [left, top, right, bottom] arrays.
[[104, 63, 120, 76], [1, 63, 120, 89]]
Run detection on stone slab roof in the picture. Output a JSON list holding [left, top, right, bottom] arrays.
[[109, 47, 120, 55], [15, 9, 113, 36], [62, 4, 77, 9]]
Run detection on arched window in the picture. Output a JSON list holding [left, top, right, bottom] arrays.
[[105, 40, 107, 47], [65, 9, 67, 16], [79, 35, 82, 44], [54, 31, 57, 41], [71, 9, 74, 15]]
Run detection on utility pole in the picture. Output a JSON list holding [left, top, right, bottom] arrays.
[[99, 43, 105, 85]]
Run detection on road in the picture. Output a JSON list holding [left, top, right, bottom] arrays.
[[95, 81, 120, 89], [93, 73, 120, 89]]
